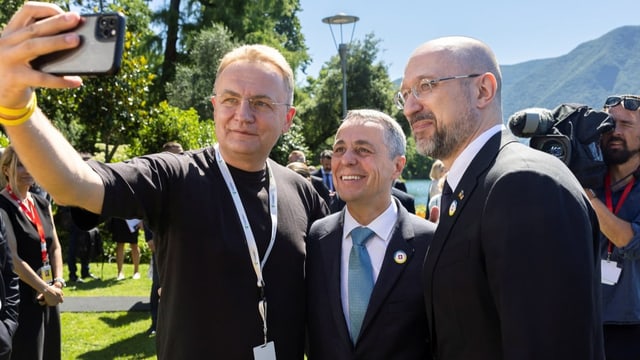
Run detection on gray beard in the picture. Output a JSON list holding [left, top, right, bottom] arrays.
[[415, 107, 476, 160]]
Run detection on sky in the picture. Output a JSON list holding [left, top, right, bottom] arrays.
[[298, 0, 640, 82]]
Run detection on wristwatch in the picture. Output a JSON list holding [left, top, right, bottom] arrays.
[[54, 277, 66, 288], [585, 188, 597, 200]]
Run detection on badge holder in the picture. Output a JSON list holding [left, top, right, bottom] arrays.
[[39, 263, 53, 284], [253, 294, 276, 360]]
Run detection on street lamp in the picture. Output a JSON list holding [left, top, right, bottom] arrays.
[[322, 13, 359, 118]]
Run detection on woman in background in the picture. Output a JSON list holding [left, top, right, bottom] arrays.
[[0, 146, 63, 360], [428, 159, 447, 203]]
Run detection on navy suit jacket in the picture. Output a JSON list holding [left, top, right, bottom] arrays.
[[423, 131, 604, 360], [307, 199, 434, 360]]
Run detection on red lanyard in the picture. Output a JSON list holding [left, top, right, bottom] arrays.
[[604, 173, 635, 257], [5, 185, 49, 264]]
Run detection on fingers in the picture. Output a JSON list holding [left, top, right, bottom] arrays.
[[3, 2, 65, 33], [43, 287, 64, 305], [429, 206, 440, 223], [0, 3, 84, 107]]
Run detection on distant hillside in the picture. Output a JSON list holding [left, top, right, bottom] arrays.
[[502, 25, 640, 121]]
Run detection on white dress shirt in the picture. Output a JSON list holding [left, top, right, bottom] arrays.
[[340, 199, 398, 330]]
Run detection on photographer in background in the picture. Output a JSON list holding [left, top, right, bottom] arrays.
[[586, 95, 640, 360]]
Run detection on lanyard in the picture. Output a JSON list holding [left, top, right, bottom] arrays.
[[214, 144, 277, 345], [604, 173, 635, 258], [6, 185, 49, 265]]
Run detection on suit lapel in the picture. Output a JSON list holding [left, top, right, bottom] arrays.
[[423, 131, 516, 343], [318, 211, 353, 345], [360, 201, 415, 337]]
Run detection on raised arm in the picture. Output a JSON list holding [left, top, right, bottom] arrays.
[[0, 2, 104, 214]]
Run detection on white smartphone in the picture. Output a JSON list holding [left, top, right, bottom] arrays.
[[31, 13, 126, 76]]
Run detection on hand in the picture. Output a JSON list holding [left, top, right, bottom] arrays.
[[147, 239, 156, 252], [584, 188, 597, 200], [428, 206, 440, 224], [0, 2, 84, 108], [38, 284, 64, 306]]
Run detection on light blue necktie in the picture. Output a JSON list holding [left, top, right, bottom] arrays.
[[348, 226, 375, 344]]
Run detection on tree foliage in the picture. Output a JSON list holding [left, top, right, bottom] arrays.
[[127, 101, 216, 156], [39, 28, 155, 162], [0, 0, 25, 27], [298, 34, 397, 154], [153, 0, 309, 97], [34, 0, 155, 162], [402, 136, 434, 180], [198, 0, 308, 70], [166, 24, 237, 120]]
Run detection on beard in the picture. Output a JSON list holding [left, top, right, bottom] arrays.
[[602, 136, 638, 165], [414, 103, 477, 160]]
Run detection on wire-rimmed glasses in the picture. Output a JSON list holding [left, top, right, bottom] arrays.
[[213, 94, 290, 115], [394, 74, 481, 109]]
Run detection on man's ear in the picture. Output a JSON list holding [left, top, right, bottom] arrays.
[[282, 107, 296, 133], [475, 72, 498, 109]]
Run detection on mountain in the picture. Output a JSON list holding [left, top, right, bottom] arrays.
[[502, 25, 640, 122]]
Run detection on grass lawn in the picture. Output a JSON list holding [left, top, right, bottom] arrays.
[[60, 262, 157, 359]]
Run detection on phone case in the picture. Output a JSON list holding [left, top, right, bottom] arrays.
[[31, 13, 126, 76]]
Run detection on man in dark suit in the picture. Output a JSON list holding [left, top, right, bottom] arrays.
[[286, 151, 334, 207], [307, 109, 435, 359], [312, 149, 335, 193], [311, 175, 334, 206], [397, 36, 604, 359]]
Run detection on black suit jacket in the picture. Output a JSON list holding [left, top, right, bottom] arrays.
[[312, 169, 332, 190], [423, 131, 604, 360], [330, 188, 415, 214], [0, 215, 19, 360], [393, 179, 408, 193], [311, 175, 333, 207], [307, 199, 435, 360]]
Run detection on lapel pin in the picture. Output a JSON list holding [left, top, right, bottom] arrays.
[[449, 200, 457, 217], [458, 190, 464, 200], [393, 250, 407, 264]]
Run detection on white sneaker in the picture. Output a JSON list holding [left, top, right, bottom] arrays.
[[116, 273, 125, 281], [132, 272, 141, 280]]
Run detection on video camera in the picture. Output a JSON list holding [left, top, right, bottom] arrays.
[[508, 103, 615, 189]]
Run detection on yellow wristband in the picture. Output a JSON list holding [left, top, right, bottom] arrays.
[[0, 92, 36, 117], [0, 93, 37, 127]]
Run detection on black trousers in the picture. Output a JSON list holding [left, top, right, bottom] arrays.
[[604, 324, 640, 360]]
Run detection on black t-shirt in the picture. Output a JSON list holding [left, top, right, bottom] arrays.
[[74, 147, 328, 359]]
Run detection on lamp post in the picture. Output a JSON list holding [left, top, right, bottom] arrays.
[[322, 13, 359, 118]]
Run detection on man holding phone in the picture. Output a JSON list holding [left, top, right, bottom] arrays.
[[0, 3, 328, 359]]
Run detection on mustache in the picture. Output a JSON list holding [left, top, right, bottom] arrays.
[[605, 136, 626, 147], [408, 112, 436, 126]]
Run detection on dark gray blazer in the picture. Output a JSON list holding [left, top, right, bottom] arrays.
[[306, 198, 435, 360], [423, 131, 604, 360]]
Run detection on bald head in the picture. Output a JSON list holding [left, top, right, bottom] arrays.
[[401, 36, 503, 164], [409, 36, 502, 103]]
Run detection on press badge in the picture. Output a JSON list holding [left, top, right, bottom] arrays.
[[601, 260, 622, 285], [253, 341, 276, 360], [38, 264, 53, 284]]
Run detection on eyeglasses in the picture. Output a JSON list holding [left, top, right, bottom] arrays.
[[213, 95, 290, 115], [394, 74, 481, 109], [604, 95, 640, 111]]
